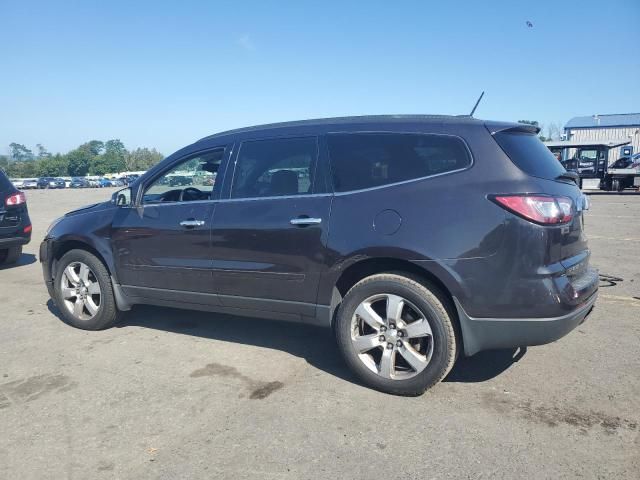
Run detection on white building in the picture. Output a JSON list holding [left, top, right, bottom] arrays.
[[564, 113, 640, 159]]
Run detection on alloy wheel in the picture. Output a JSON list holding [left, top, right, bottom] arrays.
[[350, 293, 433, 380], [60, 261, 102, 320]]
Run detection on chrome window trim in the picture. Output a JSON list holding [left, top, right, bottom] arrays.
[[131, 192, 333, 208]]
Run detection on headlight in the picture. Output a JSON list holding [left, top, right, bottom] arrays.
[[45, 216, 64, 237]]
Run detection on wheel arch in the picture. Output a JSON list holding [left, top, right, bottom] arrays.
[[329, 257, 463, 348], [50, 237, 117, 283]]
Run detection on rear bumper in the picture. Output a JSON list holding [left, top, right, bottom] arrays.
[[455, 291, 597, 356], [0, 234, 31, 248]]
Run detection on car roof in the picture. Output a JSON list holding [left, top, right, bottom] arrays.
[[195, 114, 505, 144]]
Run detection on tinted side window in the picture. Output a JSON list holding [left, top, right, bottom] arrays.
[[0, 170, 13, 191], [493, 131, 566, 180], [231, 137, 317, 199], [327, 133, 471, 192], [143, 148, 225, 204]]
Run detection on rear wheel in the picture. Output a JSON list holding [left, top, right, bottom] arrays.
[[612, 178, 623, 192], [53, 249, 120, 330], [335, 273, 457, 396], [0, 246, 22, 265]]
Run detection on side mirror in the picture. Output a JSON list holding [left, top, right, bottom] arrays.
[[112, 187, 132, 207]]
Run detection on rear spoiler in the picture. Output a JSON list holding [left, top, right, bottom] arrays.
[[484, 121, 540, 135]]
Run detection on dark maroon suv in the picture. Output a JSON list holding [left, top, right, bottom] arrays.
[[40, 115, 598, 395]]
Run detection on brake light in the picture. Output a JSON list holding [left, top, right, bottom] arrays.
[[490, 194, 573, 225], [5, 192, 26, 206]]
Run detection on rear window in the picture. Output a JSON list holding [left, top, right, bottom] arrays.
[[327, 133, 471, 192], [0, 170, 13, 191], [493, 131, 566, 180]]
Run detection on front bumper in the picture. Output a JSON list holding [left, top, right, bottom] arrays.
[[39, 238, 56, 299], [455, 291, 598, 356]]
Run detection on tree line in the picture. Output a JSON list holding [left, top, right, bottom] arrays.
[[0, 140, 164, 178], [517, 120, 564, 142]]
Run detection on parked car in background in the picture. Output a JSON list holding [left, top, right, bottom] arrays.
[[1, 170, 31, 265], [37, 177, 65, 189], [11, 179, 24, 189], [111, 178, 125, 187], [168, 175, 192, 187], [123, 174, 140, 185], [40, 115, 597, 396], [87, 178, 99, 188], [70, 177, 91, 188], [97, 178, 113, 188], [21, 179, 38, 189]]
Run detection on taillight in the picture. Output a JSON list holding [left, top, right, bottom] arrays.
[[490, 194, 573, 225], [5, 192, 26, 206]]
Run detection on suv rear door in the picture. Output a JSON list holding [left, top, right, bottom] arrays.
[[209, 135, 332, 320], [492, 127, 588, 263]]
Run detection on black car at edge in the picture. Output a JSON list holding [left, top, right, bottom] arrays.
[[1, 170, 31, 264], [40, 115, 598, 395]]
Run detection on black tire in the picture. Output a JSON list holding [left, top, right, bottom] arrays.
[[614, 179, 624, 192], [0, 246, 22, 265], [53, 249, 120, 330], [335, 273, 457, 396]]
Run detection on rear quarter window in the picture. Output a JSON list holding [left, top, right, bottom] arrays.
[[327, 133, 471, 192], [0, 170, 14, 191], [493, 131, 566, 180]]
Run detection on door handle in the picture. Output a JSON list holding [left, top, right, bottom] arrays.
[[180, 219, 205, 228], [290, 217, 322, 226]]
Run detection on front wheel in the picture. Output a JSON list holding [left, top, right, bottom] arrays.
[[335, 273, 457, 396], [53, 249, 120, 330]]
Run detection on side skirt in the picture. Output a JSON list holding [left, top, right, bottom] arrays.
[[113, 283, 330, 327]]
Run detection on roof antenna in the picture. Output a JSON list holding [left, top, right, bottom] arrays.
[[469, 91, 485, 117]]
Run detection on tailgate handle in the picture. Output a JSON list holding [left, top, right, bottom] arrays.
[[290, 216, 322, 226], [180, 219, 205, 228]]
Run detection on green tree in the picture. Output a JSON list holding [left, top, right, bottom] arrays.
[[9, 143, 34, 161], [66, 148, 92, 176], [83, 140, 104, 156], [36, 143, 51, 159], [125, 147, 164, 170], [5, 161, 37, 178], [0, 155, 8, 173], [36, 154, 68, 176]]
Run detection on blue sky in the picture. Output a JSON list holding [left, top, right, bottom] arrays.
[[1, 0, 638, 156]]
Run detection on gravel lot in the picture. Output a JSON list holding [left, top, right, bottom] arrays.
[[1, 188, 639, 479]]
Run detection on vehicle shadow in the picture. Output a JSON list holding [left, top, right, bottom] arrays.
[[445, 347, 526, 383], [0, 253, 37, 270], [46, 301, 525, 387]]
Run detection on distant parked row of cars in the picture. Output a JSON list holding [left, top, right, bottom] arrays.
[[10, 174, 140, 190]]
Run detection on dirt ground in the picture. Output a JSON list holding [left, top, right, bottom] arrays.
[[1, 188, 639, 479]]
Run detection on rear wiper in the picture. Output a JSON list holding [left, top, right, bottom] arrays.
[[555, 171, 580, 184]]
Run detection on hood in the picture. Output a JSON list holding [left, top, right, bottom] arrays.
[[65, 200, 113, 217]]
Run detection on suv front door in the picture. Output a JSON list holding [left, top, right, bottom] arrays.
[[209, 136, 333, 320], [111, 147, 229, 301]]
